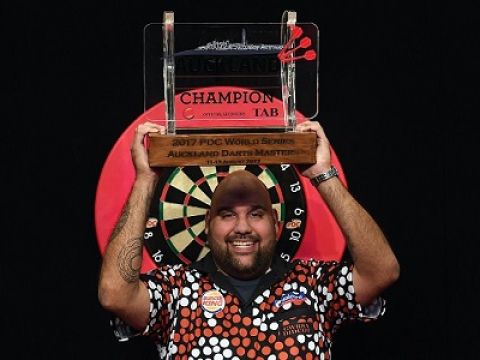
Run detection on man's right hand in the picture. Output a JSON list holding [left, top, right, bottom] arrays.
[[131, 121, 166, 179]]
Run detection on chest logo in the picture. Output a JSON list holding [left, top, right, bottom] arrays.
[[274, 291, 307, 308], [201, 290, 225, 313]]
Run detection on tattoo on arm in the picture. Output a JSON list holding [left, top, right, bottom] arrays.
[[109, 204, 129, 242], [117, 237, 143, 283]]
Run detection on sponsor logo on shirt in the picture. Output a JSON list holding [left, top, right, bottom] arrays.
[[201, 290, 225, 313], [274, 291, 307, 308]]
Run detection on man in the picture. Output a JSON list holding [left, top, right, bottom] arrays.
[[98, 121, 400, 359]]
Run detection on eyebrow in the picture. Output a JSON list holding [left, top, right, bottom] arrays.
[[215, 204, 267, 213]]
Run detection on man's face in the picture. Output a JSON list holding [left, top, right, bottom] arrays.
[[205, 171, 278, 280]]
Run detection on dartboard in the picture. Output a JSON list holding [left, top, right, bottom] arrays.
[[144, 164, 307, 265]]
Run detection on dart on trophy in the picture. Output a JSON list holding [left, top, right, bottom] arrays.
[[145, 10, 319, 167]]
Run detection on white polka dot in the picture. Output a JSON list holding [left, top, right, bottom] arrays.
[[179, 298, 189, 307], [209, 337, 219, 346], [192, 349, 200, 357], [269, 322, 279, 330], [182, 287, 191, 296], [253, 318, 262, 326], [222, 349, 233, 358], [220, 339, 229, 348]]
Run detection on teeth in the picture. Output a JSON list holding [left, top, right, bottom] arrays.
[[233, 241, 254, 246]]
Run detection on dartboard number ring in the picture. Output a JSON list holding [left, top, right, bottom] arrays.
[[143, 164, 307, 265]]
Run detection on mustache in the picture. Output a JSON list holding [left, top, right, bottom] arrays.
[[228, 234, 257, 242]]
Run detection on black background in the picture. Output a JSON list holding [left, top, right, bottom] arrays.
[[4, 1, 477, 359]]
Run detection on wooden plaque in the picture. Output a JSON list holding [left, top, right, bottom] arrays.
[[148, 132, 317, 167]]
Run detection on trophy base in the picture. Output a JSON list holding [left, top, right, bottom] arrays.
[[148, 131, 317, 167]]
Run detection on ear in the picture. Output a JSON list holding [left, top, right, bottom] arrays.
[[204, 210, 211, 235]]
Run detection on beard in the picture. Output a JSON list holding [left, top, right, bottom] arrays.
[[209, 237, 276, 280]]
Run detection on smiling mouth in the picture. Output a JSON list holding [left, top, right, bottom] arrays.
[[232, 241, 255, 247]]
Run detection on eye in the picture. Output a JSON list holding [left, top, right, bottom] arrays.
[[250, 211, 264, 218], [220, 212, 235, 219]]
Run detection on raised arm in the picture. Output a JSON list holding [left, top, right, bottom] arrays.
[[296, 121, 400, 306], [98, 122, 164, 330]]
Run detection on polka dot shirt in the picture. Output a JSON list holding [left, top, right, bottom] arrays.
[[111, 254, 386, 359]]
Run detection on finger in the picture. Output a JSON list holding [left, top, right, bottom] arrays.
[[296, 122, 311, 132], [135, 124, 166, 142], [297, 121, 319, 131], [143, 122, 166, 133]]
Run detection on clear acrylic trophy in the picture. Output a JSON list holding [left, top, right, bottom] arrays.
[[145, 10, 319, 167]]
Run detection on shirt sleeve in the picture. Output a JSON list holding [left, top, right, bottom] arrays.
[[110, 315, 143, 342], [109, 268, 177, 342], [316, 260, 387, 332]]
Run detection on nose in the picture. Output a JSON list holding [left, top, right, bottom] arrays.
[[234, 215, 252, 235]]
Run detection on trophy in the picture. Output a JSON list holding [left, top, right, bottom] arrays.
[[145, 10, 319, 167]]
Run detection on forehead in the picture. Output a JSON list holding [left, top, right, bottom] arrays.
[[210, 172, 271, 211]]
